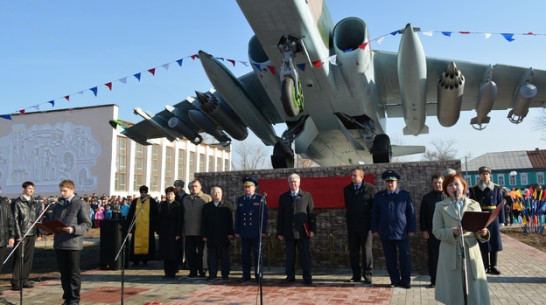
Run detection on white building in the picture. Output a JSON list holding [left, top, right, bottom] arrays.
[[0, 104, 231, 198]]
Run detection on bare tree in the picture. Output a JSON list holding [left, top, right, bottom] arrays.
[[534, 109, 546, 140], [231, 140, 270, 170], [422, 138, 458, 161]]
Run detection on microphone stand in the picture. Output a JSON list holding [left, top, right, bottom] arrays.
[[114, 198, 147, 305], [455, 197, 469, 305], [3, 201, 53, 305], [256, 193, 267, 305]]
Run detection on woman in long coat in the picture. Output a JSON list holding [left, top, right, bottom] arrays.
[[432, 173, 491, 305], [158, 186, 183, 278]]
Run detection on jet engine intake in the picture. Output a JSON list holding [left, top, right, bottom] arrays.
[[332, 17, 370, 92], [508, 83, 537, 124], [437, 61, 465, 127]]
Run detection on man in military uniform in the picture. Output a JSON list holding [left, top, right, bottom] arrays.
[[469, 166, 504, 275], [371, 170, 416, 289], [234, 176, 267, 282]]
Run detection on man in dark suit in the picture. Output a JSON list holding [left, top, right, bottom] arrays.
[[202, 186, 234, 280], [371, 170, 416, 289], [419, 173, 446, 288], [277, 173, 316, 285], [344, 167, 378, 284]]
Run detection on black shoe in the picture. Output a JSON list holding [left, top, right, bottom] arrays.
[[347, 277, 360, 282], [187, 273, 198, 278], [22, 281, 34, 288], [222, 276, 229, 280], [10, 286, 21, 291], [304, 280, 312, 286], [490, 266, 501, 275], [363, 275, 372, 284], [281, 277, 295, 283], [429, 284, 435, 288], [198, 271, 206, 277], [238, 277, 250, 282], [398, 283, 411, 289]]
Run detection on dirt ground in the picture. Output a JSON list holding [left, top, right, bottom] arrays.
[[501, 225, 546, 253]]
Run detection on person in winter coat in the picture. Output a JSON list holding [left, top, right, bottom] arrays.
[[157, 186, 182, 279], [433, 173, 491, 305], [201, 187, 234, 280]]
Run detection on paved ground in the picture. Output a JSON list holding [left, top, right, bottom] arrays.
[[1, 233, 545, 305]]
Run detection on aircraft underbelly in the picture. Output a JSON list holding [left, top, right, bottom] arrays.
[[301, 129, 372, 166]]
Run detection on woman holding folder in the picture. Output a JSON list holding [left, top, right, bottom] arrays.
[[432, 173, 491, 305]]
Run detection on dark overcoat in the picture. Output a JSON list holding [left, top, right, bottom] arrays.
[[276, 189, 316, 240], [469, 183, 504, 251], [201, 200, 234, 248], [371, 189, 416, 240], [158, 200, 182, 260]]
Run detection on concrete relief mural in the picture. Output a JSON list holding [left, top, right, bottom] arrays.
[[1, 122, 101, 193]]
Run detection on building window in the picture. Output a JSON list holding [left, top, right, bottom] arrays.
[[509, 174, 517, 186], [225, 159, 229, 172], [521, 173, 528, 186], [497, 174, 505, 186], [217, 157, 222, 172], [178, 149, 186, 181], [475, 175, 480, 185], [208, 155, 214, 172], [150, 144, 161, 192], [189, 151, 196, 180], [115, 136, 127, 191], [134, 144, 146, 192], [164, 147, 174, 187], [199, 153, 205, 172], [464, 175, 471, 186], [537, 172, 545, 185]]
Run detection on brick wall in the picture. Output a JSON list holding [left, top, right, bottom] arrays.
[[196, 160, 461, 272]]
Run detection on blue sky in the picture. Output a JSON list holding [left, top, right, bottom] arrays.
[[1, 0, 545, 165]]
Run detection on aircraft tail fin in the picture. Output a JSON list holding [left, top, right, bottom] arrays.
[[391, 145, 426, 157]]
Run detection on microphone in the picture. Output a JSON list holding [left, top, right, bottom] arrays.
[[454, 190, 460, 200], [261, 193, 267, 198]]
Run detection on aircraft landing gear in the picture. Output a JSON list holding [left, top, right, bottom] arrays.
[[372, 134, 392, 163], [270, 116, 306, 169], [278, 35, 305, 117], [281, 77, 304, 117], [271, 140, 295, 169]]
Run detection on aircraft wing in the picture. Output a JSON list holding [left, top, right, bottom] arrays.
[[374, 50, 546, 119]]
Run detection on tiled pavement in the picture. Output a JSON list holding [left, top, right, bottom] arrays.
[[1, 232, 544, 305]]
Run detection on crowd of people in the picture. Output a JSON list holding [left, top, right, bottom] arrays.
[[1, 164, 526, 305]]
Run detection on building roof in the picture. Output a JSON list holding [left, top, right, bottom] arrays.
[[466, 149, 545, 171], [527, 148, 546, 168]]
